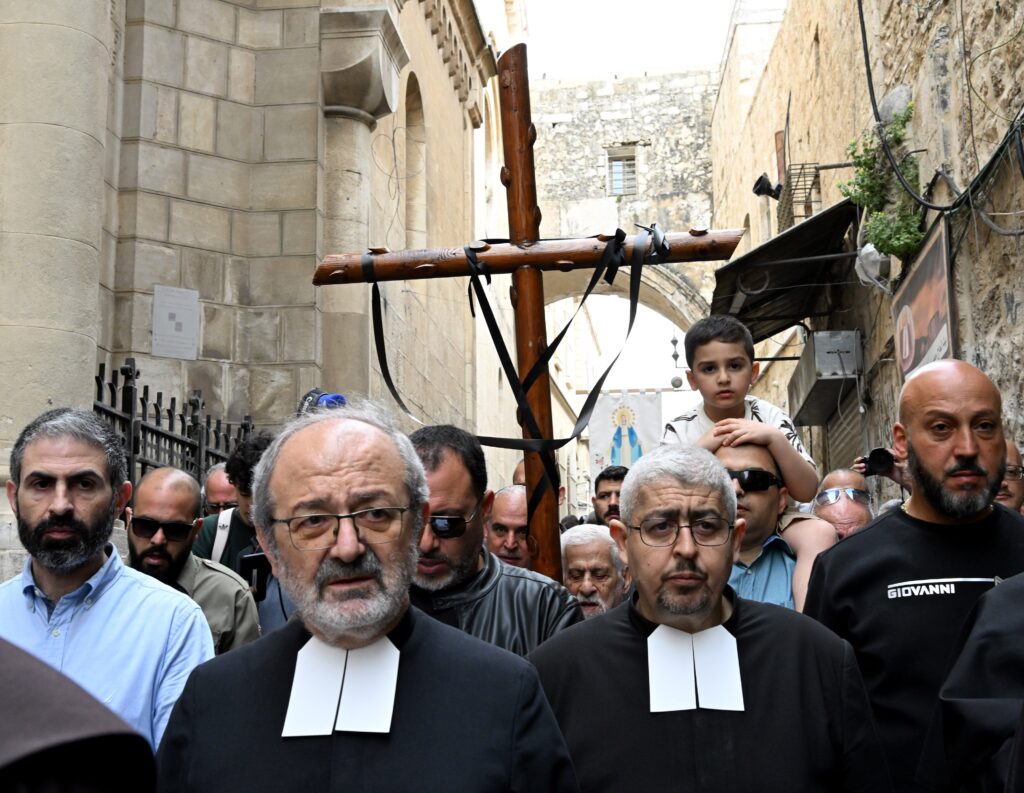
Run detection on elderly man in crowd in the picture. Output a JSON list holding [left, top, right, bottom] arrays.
[[531, 444, 890, 792], [127, 466, 260, 654], [484, 484, 533, 569], [560, 524, 628, 618], [158, 404, 577, 793], [806, 360, 1024, 793], [200, 462, 238, 517], [0, 408, 213, 749], [811, 469, 874, 539]]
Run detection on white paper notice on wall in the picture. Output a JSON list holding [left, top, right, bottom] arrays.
[[152, 285, 199, 360]]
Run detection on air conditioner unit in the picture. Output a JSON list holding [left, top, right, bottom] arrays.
[[788, 330, 863, 426]]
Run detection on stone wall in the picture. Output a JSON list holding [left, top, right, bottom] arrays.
[[0, 0, 502, 570], [713, 0, 1024, 486], [531, 72, 721, 302]]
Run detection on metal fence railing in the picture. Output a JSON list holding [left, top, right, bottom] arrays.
[[94, 357, 253, 485]]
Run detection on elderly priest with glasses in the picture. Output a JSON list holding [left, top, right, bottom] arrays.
[[529, 444, 891, 793], [157, 404, 579, 793]]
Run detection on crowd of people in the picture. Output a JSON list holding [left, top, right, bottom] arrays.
[[1, 313, 1023, 792]]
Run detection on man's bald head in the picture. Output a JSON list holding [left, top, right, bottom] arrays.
[[898, 360, 1002, 424], [135, 467, 202, 519], [820, 469, 868, 491]]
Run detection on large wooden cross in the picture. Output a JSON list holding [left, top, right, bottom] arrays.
[[314, 45, 741, 581]]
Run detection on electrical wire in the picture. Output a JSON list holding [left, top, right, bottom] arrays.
[[855, 0, 1024, 213]]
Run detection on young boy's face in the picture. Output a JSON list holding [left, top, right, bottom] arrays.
[[686, 340, 759, 416]]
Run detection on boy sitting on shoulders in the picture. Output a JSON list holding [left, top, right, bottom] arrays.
[[662, 314, 835, 610]]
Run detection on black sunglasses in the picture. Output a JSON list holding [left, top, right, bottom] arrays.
[[727, 469, 782, 492], [131, 516, 195, 542], [429, 501, 482, 539]]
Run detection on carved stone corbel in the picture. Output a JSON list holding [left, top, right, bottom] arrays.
[[320, 5, 411, 126]]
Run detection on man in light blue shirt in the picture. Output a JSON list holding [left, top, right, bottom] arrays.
[[0, 408, 214, 749]]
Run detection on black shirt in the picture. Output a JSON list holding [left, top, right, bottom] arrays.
[[530, 591, 890, 793], [805, 504, 1024, 792]]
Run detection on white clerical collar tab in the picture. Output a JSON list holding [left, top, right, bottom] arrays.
[[282, 634, 401, 737], [647, 624, 744, 713]]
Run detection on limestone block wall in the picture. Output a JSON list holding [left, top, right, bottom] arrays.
[[110, 0, 322, 428], [531, 73, 721, 302], [713, 0, 1024, 468]]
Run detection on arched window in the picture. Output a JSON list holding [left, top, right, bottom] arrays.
[[405, 74, 426, 249]]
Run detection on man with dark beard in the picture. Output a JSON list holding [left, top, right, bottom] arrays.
[[127, 467, 259, 654], [805, 359, 1024, 792], [0, 408, 213, 749], [157, 404, 578, 793], [408, 425, 580, 655]]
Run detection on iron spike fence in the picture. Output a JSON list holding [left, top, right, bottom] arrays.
[[94, 357, 253, 485]]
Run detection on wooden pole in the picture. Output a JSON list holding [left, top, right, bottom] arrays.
[[497, 44, 562, 582], [312, 229, 742, 284]]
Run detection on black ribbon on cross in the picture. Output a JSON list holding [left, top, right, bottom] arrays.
[[363, 224, 670, 524]]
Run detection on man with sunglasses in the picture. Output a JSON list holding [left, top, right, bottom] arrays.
[[409, 425, 581, 655], [157, 405, 578, 793], [127, 466, 260, 654], [530, 444, 890, 792], [715, 444, 811, 610], [995, 440, 1024, 513], [811, 469, 874, 539]]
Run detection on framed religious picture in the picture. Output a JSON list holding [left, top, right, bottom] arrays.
[[891, 217, 954, 381]]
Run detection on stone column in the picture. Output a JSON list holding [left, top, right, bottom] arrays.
[[0, 4, 109, 549], [319, 5, 409, 395]]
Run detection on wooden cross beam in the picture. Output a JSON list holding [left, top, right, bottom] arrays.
[[314, 44, 742, 582]]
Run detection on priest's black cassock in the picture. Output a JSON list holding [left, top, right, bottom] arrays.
[[917, 571, 1024, 792], [529, 589, 891, 793], [157, 607, 578, 793]]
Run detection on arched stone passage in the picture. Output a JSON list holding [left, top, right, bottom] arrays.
[[541, 263, 710, 331]]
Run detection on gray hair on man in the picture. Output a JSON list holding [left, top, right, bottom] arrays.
[[251, 401, 429, 552], [200, 461, 227, 499], [9, 407, 128, 490], [561, 524, 624, 573], [619, 444, 736, 526]]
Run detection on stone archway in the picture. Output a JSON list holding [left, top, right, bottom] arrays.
[[542, 262, 710, 330]]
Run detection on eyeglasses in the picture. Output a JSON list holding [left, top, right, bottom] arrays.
[[814, 487, 871, 507], [726, 469, 782, 492], [271, 507, 410, 550], [1006, 465, 1023, 481], [630, 515, 734, 547], [131, 517, 196, 542], [429, 501, 482, 539], [204, 501, 238, 516]]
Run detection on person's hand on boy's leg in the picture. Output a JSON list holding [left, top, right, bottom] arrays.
[[779, 517, 837, 612], [712, 419, 820, 501]]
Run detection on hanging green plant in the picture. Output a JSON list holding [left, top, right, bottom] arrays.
[[839, 103, 924, 259]]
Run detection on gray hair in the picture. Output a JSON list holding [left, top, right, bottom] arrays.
[[560, 524, 623, 573], [252, 402, 429, 552], [200, 462, 227, 499], [10, 408, 128, 490], [620, 444, 736, 526], [493, 484, 526, 503]]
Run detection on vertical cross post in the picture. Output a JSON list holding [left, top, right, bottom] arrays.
[[497, 44, 561, 581]]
